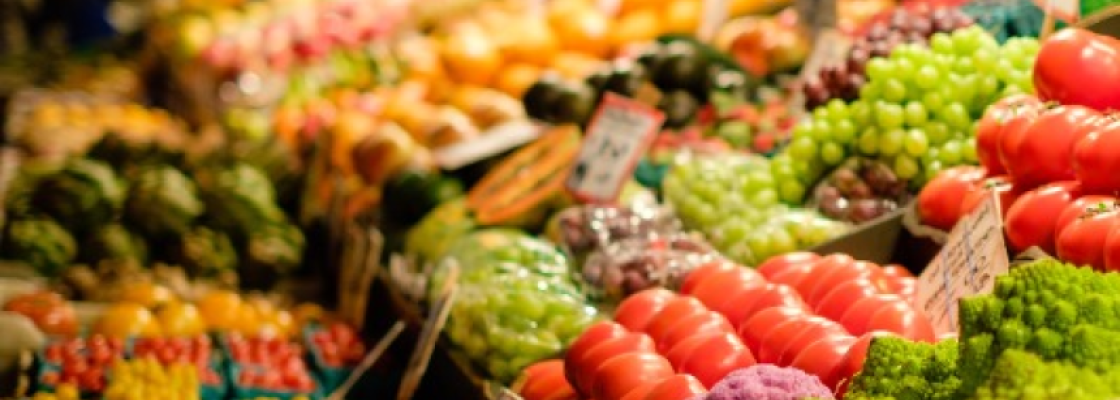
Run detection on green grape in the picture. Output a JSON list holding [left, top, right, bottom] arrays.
[[963, 137, 979, 163], [921, 90, 945, 113], [931, 33, 954, 54], [882, 80, 908, 103], [767, 227, 799, 256], [858, 127, 881, 155], [924, 121, 952, 145], [788, 136, 819, 161], [745, 234, 772, 263], [860, 82, 881, 100], [904, 102, 929, 126], [692, 180, 723, 202], [717, 221, 753, 248], [833, 119, 858, 144], [812, 119, 835, 142], [812, 106, 831, 123], [791, 121, 814, 139], [850, 100, 872, 126], [893, 155, 921, 180], [821, 142, 847, 166], [939, 102, 972, 130], [953, 57, 976, 75], [742, 170, 776, 193], [826, 99, 849, 120], [903, 129, 930, 157], [875, 102, 905, 130], [879, 128, 905, 156], [976, 75, 1001, 104], [972, 47, 998, 73], [751, 189, 780, 207], [924, 159, 945, 183], [792, 158, 825, 183], [866, 58, 894, 81], [778, 180, 807, 205], [939, 140, 964, 165]]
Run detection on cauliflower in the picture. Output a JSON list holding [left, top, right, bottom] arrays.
[[698, 365, 834, 400]]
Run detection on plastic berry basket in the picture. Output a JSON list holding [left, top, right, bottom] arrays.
[[301, 324, 353, 392], [33, 337, 130, 396], [227, 363, 324, 400]]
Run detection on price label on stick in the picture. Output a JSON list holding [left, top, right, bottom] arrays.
[[565, 93, 665, 204], [916, 192, 1011, 335]]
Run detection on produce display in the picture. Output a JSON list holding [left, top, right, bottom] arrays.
[[580, 234, 715, 302]]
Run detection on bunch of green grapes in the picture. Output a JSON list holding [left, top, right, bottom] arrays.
[[784, 26, 1039, 189]]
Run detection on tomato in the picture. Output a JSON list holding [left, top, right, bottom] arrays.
[[720, 283, 808, 329], [664, 332, 725, 370], [866, 299, 936, 343], [3, 291, 79, 337], [690, 267, 765, 310], [643, 374, 707, 400], [1005, 181, 1082, 254], [756, 252, 821, 280], [789, 254, 852, 297], [753, 314, 815, 364], [655, 311, 734, 353], [680, 260, 737, 295], [767, 261, 819, 289], [880, 264, 914, 279], [1056, 195, 1117, 236], [791, 334, 857, 390], [590, 353, 674, 400], [975, 94, 1042, 174], [997, 103, 1044, 178], [775, 317, 849, 367], [737, 307, 809, 354], [1034, 28, 1120, 111], [814, 279, 881, 321], [1074, 120, 1120, 193], [644, 297, 709, 339], [805, 258, 888, 306], [679, 334, 755, 388], [614, 289, 677, 332], [917, 166, 988, 230], [1003, 104, 1102, 189], [619, 382, 658, 400], [1057, 201, 1119, 270], [564, 321, 628, 393], [960, 175, 1019, 218], [518, 360, 578, 400], [837, 294, 904, 336], [890, 277, 918, 301], [830, 331, 897, 396], [573, 333, 657, 395]]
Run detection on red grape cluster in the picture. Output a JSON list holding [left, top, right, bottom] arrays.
[[802, 7, 975, 110]]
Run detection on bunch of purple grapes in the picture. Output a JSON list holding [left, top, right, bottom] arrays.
[[802, 7, 975, 110], [811, 158, 911, 224]]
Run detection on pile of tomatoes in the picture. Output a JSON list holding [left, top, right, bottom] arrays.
[[131, 336, 223, 385], [518, 254, 939, 400], [919, 92, 1120, 271], [306, 323, 366, 367], [225, 335, 318, 394], [40, 335, 128, 392]]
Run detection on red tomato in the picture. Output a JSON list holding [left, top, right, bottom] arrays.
[[656, 311, 734, 353], [997, 103, 1044, 179], [791, 334, 857, 389], [880, 264, 913, 279], [679, 334, 756, 388], [814, 279, 881, 321], [890, 277, 918, 301], [1034, 28, 1120, 111], [614, 289, 677, 332], [721, 284, 808, 329], [618, 382, 658, 400], [518, 360, 578, 400], [690, 267, 765, 310], [790, 254, 853, 298], [644, 297, 709, 339], [1005, 181, 1082, 254], [767, 261, 819, 291], [756, 252, 821, 280], [975, 94, 1042, 174], [1057, 201, 1119, 270], [1075, 120, 1120, 193], [775, 317, 849, 367], [830, 331, 897, 397], [591, 353, 674, 400], [753, 315, 815, 364], [1056, 195, 1117, 236], [805, 258, 888, 306], [866, 299, 936, 343], [960, 175, 1019, 219], [643, 374, 708, 400], [1003, 104, 1102, 189], [574, 333, 657, 395], [737, 307, 809, 355], [664, 332, 726, 371], [917, 166, 988, 230], [565, 321, 629, 392], [680, 261, 737, 295], [838, 294, 904, 336]]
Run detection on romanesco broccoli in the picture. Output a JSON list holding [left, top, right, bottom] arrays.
[[971, 349, 1120, 400], [843, 337, 960, 400]]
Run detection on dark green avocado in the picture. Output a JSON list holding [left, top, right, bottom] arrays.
[[522, 72, 569, 122], [652, 40, 710, 94], [659, 90, 700, 129], [603, 61, 650, 97]]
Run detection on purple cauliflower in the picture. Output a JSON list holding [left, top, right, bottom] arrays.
[[695, 364, 835, 400]]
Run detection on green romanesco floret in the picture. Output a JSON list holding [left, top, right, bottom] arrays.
[[970, 349, 1120, 400], [843, 337, 960, 400]]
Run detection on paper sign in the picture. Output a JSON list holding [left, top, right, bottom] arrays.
[[397, 262, 459, 400], [916, 192, 1010, 335], [565, 93, 664, 204], [435, 121, 545, 170], [698, 0, 731, 43], [1035, 0, 1081, 23]]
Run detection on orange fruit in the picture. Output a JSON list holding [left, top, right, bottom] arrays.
[[196, 290, 244, 331], [611, 9, 664, 49], [441, 29, 503, 87], [552, 8, 613, 58], [292, 303, 327, 326], [551, 52, 607, 79], [234, 305, 262, 336], [495, 63, 543, 98], [156, 302, 207, 337], [95, 303, 161, 338], [663, 0, 703, 34], [116, 282, 177, 309]]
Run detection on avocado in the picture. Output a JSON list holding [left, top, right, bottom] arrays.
[[603, 61, 650, 97], [522, 72, 569, 122], [382, 170, 465, 226], [586, 68, 612, 92], [659, 90, 700, 129], [554, 82, 598, 126], [706, 67, 753, 101], [636, 44, 669, 74], [652, 41, 710, 94]]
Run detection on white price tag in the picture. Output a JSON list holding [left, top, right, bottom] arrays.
[[434, 120, 545, 170], [565, 93, 664, 204], [916, 192, 1010, 335]]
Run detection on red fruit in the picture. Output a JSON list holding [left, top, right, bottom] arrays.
[[679, 335, 756, 388], [960, 175, 1019, 218], [737, 307, 809, 355], [1074, 120, 1120, 193], [755, 252, 821, 279], [721, 283, 808, 329], [614, 289, 677, 332], [1005, 181, 1082, 254], [1056, 200, 1120, 270], [790, 334, 857, 390], [643, 374, 708, 400], [1003, 104, 1102, 188], [975, 94, 1042, 174], [917, 166, 988, 230], [1034, 28, 1120, 111]]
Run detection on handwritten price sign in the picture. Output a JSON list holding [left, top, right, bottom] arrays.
[[565, 93, 665, 204]]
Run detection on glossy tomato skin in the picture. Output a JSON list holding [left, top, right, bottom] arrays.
[[767, 262, 819, 290], [917, 166, 988, 230], [722, 284, 808, 329], [1005, 104, 1102, 189], [737, 306, 809, 354], [976, 94, 1042, 174], [1005, 181, 1082, 254], [680, 261, 737, 295], [960, 175, 1018, 219], [1034, 28, 1120, 111], [690, 267, 765, 310], [618, 382, 658, 400], [615, 289, 677, 332], [565, 321, 629, 392], [1074, 121, 1120, 194], [643, 374, 708, 400], [756, 252, 821, 280], [831, 331, 898, 397], [518, 360, 578, 400], [679, 334, 756, 388], [806, 258, 888, 306], [644, 297, 709, 339], [664, 332, 726, 371], [880, 264, 914, 278], [1057, 196, 1117, 236], [997, 104, 1044, 179], [815, 279, 881, 321], [573, 333, 657, 395], [792, 254, 855, 299], [838, 294, 905, 336], [866, 300, 936, 343], [753, 315, 815, 364], [655, 311, 735, 353], [3, 291, 79, 337], [775, 317, 849, 367], [791, 334, 858, 390], [1056, 203, 1119, 271], [591, 353, 674, 400]]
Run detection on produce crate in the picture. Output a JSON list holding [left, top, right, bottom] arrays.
[[300, 324, 350, 392], [226, 363, 324, 400], [809, 207, 943, 275], [1078, 4, 1120, 35]]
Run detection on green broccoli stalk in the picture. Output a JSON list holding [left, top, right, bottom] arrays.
[[971, 349, 1120, 400], [843, 337, 960, 400]]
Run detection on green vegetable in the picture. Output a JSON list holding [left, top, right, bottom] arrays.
[[167, 227, 237, 278], [404, 198, 476, 263], [195, 163, 286, 238], [124, 165, 204, 237], [971, 349, 1120, 400], [844, 337, 960, 400], [239, 222, 306, 288], [80, 224, 147, 264], [381, 170, 464, 226], [2, 218, 77, 276], [33, 159, 125, 233]]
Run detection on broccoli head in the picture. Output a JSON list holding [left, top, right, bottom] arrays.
[[971, 349, 1120, 400], [843, 337, 960, 400]]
